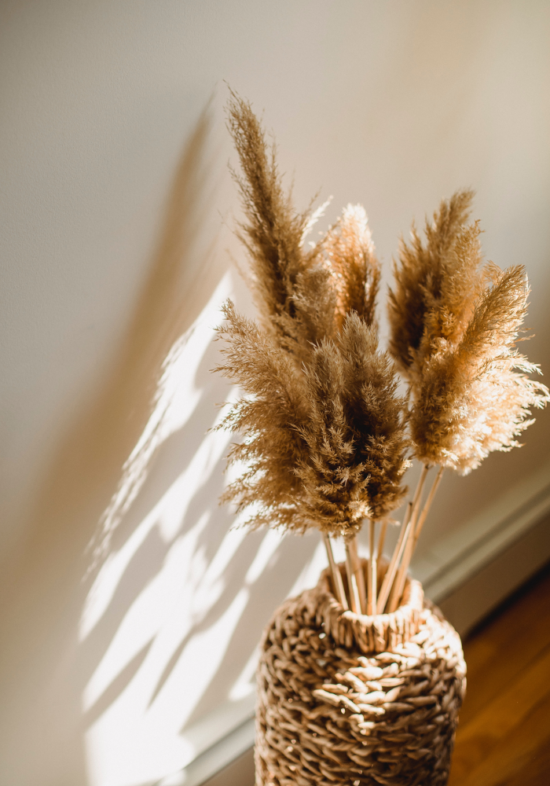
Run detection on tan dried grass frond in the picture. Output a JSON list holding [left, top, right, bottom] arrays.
[[295, 314, 409, 533], [226, 92, 337, 357], [388, 189, 474, 374], [419, 222, 485, 359], [319, 204, 380, 330], [226, 92, 302, 317], [215, 303, 409, 535], [410, 265, 550, 472], [215, 301, 312, 529]]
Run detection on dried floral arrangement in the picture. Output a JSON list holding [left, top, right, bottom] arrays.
[[215, 94, 549, 618]]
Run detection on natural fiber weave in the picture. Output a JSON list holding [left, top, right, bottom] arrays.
[[255, 560, 466, 785]]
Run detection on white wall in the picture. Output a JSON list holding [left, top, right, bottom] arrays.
[[1, 2, 550, 785]]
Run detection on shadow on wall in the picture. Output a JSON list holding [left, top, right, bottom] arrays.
[[0, 100, 320, 786], [0, 104, 223, 786]]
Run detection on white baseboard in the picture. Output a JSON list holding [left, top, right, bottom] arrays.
[[159, 458, 550, 786], [436, 508, 550, 635], [157, 717, 256, 786], [414, 458, 550, 631]]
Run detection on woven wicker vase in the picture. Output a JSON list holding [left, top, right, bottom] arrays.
[[255, 559, 466, 786]]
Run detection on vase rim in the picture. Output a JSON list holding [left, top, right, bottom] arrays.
[[314, 557, 424, 654]]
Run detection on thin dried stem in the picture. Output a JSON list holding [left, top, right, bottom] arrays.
[[377, 518, 389, 560], [377, 501, 413, 614], [345, 541, 362, 613], [349, 537, 367, 614], [387, 535, 412, 614], [323, 533, 348, 609], [390, 466, 444, 612], [411, 464, 430, 518], [387, 464, 430, 612], [369, 519, 377, 615], [413, 466, 445, 550]]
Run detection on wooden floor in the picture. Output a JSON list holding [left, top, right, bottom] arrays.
[[448, 561, 550, 786]]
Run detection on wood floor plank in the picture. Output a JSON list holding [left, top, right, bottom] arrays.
[[455, 691, 550, 786], [449, 643, 550, 783], [449, 563, 550, 785], [457, 565, 550, 728]]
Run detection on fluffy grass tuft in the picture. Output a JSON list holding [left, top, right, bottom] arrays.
[[389, 192, 549, 472]]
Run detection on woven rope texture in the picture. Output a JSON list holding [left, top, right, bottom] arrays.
[[255, 560, 466, 785]]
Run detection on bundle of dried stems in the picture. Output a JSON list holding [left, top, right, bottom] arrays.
[[215, 94, 550, 615]]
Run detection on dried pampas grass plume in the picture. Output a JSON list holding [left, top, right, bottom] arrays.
[[321, 204, 380, 331], [411, 265, 550, 472], [295, 314, 409, 530], [390, 191, 550, 473], [219, 94, 407, 537], [226, 93, 381, 362], [388, 189, 474, 375], [215, 304, 409, 535], [226, 92, 337, 359]]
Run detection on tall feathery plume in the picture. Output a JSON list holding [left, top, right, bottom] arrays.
[[218, 95, 408, 608], [226, 91, 338, 360], [226, 92, 339, 586], [410, 263, 549, 473], [388, 190, 475, 378], [386, 191, 550, 609], [318, 202, 382, 605]]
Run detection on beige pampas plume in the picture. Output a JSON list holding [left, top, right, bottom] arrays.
[[215, 305, 409, 535], [388, 189, 474, 375], [390, 191, 550, 473], [321, 204, 380, 331], [227, 92, 382, 355], [215, 301, 312, 532], [411, 264, 550, 472], [226, 91, 337, 359], [293, 314, 409, 534]]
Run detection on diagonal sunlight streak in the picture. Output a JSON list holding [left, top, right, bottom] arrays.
[[80, 250, 325, 786], [80, 267, 271, 786], [83, 498, 257, 786], [80, 274, 233, 641], [78, 258, 328, 786], [83, 511, 209, 712], [86, 271, 233, 576]]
